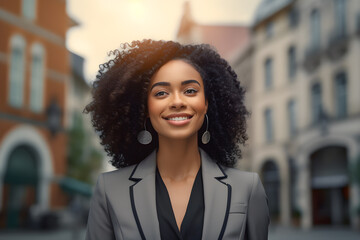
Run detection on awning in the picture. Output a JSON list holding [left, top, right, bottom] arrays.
[[59, 177, 93, 198]]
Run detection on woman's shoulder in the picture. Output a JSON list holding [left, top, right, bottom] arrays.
[[97, 164, 137, 185], [222, 166, 258, 182], [221, 166, 263, 192]]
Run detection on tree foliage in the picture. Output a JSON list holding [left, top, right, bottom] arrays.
[[67, 112, 103, 184]]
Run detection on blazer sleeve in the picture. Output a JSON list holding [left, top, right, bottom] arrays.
[[86, 174, 116, 240], [245, 173, 270, 240]]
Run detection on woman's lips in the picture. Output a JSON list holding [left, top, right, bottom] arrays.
[[163, 114, 193, 126]]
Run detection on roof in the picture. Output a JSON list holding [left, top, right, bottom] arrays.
[[70, 51, 90, 88], [197, 24, 250, 62], [70, 52, 85, 79], [253, 0, 294, 26], [176, 1, 250, 62]]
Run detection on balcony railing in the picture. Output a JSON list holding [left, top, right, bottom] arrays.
[[326, 30, 348, 61], [303, 45, 322, 73]]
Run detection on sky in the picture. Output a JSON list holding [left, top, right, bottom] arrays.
[[66, 0, 261, 81]]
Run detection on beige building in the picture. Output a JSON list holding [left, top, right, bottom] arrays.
[[251, 0, 360, 229]]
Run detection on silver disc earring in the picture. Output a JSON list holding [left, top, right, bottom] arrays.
[[137, 119, 152, 145], [201, 114, 210, 144]]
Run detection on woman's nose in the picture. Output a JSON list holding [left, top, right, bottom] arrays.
[[170, 93, 186, 109]]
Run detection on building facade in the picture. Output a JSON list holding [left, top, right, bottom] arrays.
[[0, 0, 73, 228], [251, 0, 360, 229]]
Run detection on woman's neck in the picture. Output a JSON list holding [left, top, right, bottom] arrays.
[[156, 135, 201, 181]]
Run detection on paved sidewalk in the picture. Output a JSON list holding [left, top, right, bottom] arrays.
[[269, 226, 360, 240]]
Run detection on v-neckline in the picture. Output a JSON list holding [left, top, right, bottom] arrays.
[[157, 167, 201, 232]]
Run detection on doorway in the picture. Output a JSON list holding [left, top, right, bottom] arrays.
[[310, 146, 349, 225], [0, 145, 39, 229], [261, 160, 280, 223]]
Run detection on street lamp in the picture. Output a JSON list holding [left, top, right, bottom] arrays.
[[46, 98, 62, 136]]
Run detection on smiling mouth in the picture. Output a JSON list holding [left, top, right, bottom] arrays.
[[164, 116, 193, 121]]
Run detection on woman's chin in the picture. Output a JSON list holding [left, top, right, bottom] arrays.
[[158, 132, 199, 142]]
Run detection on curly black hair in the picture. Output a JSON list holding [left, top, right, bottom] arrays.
[[84, 39, 248, 168]]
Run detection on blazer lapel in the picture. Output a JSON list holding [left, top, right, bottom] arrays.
[[129, 150, 161, 240], [200, 149, 231, 240]]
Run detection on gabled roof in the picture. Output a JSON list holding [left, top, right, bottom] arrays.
[[196, 24, 250, 62], [176, 2, 250, 62]]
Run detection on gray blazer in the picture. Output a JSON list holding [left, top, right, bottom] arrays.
[[86, 149, 269, 240]]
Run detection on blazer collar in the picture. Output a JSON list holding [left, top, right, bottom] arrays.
[[200, 148, 231, 240], [129, 148, 231, 240], [128, 150, 159, 240]]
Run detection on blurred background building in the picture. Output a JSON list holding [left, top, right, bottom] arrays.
[[178, 0, 360, 231], [250, 0, 360, 230], [0, 0, 104, 230]]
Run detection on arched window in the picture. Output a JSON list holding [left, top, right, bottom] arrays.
[[9, 35, 26, 108], [30, 43, 45, 112]]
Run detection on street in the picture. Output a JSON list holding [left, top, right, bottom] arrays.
[[269, 225, 360, 240]]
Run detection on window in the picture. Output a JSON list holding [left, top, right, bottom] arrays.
[[264, 58, 273, 90], [22, 0, 37, 20], [334, 0, 346, 36], [9, 35, 26, 108], [264, 108, 274, 143], [311, 82, 322, 123], [265, 21, 274, 39], [310, 9, 321, 49], [287, 99, 297, 137], [30, 43, 45, 112], [288, 8, 299, 28], [335, 72, 347, 118], [288, 46, 296, 79]]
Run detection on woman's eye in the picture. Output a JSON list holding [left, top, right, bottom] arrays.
[[154, 91, 168, 97], [185, 89, 198, 94]]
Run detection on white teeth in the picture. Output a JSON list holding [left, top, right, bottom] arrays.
[[168, 116, 189, 121]]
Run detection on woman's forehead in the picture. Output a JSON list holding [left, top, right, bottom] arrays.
[[150, 59, 203, 85]]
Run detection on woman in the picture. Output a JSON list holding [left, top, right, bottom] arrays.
[[85, 40, 269, 240]]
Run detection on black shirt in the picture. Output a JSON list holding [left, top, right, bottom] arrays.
[[156, 167, 204, 240]]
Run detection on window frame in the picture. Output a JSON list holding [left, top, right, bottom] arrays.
[[8, 34, 26, 108]]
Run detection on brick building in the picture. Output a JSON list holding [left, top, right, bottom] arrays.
[[0, 0, 73, 228]]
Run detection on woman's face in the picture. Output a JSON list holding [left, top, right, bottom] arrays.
[[147, 59, 208, 141]]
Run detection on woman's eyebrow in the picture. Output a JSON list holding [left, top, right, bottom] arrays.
[[150, 82, 170, 90], [181, 80, 200, 86], [150, 79, 200, 90]]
